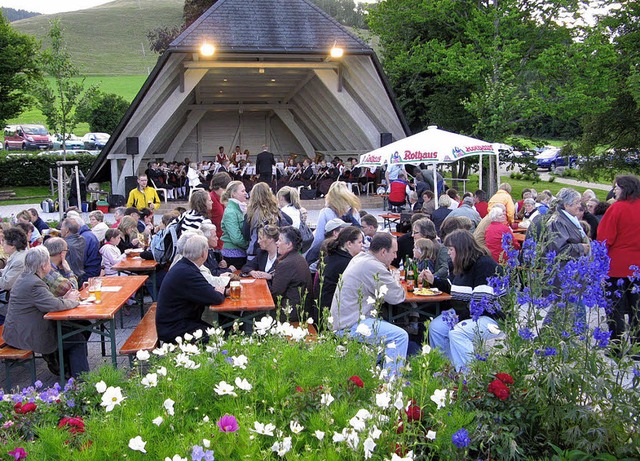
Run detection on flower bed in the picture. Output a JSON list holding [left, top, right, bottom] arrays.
[[1, 239, 639, 459]]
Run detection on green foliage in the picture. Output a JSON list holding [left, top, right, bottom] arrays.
[[366, 0, 619, 145], [0, 152, 96, 187], [33, 19, 93, 148], [76, 90, 129, 133], [0, 12, 41, 129]]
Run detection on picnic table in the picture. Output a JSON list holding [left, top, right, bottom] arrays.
[[44, 275, 147, 383], [209, 278, 275, 330], [113, 253, 160, 300]]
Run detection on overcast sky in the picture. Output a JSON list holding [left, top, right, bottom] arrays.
[[0, 0, 113, 14]]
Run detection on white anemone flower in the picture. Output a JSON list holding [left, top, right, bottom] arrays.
[[152, 416, 163, 426], [375, 391, 391, 409], [314, 430, 325, 440], [320, 393, 335, 406], [430, 389, 448, 409], [95, 380, 107, 394], [289, 420, 304, 434], [250, 421, 276, 436], [426, 430, 436, 440], [128, 436, 147, 453], [214, 381, 237, 397], [163, 398, 175, 416], [141, 372, 158, 388], [100, 386, 125, 412], [363, 437, 376, 459], [355, 323, 372, 337], [234, 377, 253, 391], [231, 354, 248, 369], [136, 350, 150, 361], [271, 436, 292, 457]]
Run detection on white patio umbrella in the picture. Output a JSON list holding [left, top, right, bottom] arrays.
[[358, 125, 499, 206]]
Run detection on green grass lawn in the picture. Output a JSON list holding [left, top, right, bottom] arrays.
[[3, 75, 147, 137]]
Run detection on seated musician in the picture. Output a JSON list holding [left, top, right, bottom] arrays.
[[156, 234, 227, 343], [316, 160, 339, 197], [289, 159, 315, 188]]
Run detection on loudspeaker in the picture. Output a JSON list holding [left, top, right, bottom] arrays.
[[380, 132, 392, 147], [126, 137, 139, 156], [125, 175, 138, 199]]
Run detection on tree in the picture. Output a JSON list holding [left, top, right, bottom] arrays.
[[576, 1, 640, 179], [33, 19, 90, 155], [76, 90, 129, 133], [367, 0, 620, 185], [0, 13, 40, 129]]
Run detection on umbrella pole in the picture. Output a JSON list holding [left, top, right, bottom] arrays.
[[479, 154, 483, 195], [433, 166, 439, 210]]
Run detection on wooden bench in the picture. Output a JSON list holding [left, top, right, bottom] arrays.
[[0, 325, 37, 389], [120, 303, 158, 366]]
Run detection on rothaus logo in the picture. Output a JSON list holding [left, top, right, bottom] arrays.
[[400, 150, 439, 161]]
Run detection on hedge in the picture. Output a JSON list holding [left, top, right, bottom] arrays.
[[0, 153, 98, 188]]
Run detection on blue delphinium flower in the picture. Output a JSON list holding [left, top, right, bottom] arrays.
[[518, 328, 535, 340], [475, 352, 488, 362], [521, 238, 537, 264], [592, 327, 612, 348], [442, 309, 459, 330], [535, 347, 557, 356], [452, 428, 471, 448], [633, 367, 640, 378]]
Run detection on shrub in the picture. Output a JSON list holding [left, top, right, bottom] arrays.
[[0, 153, 96, 187]]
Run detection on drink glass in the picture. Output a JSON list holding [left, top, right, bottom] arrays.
[[89, 278, 102, 304], [230, 281, 241, 300]]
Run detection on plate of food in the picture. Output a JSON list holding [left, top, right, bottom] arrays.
[[126, 248, 144, 254], [413, 288, 441, 296]]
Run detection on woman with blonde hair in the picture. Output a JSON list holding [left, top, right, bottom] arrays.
[[220, 181, 249, 268], [243, 182, 291, 260], [306, 181, 361, 264], [117, 216, 141, 252], [276, 186, 302, 229]]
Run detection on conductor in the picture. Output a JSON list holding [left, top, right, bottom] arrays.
[[256, 145, 275, 185]]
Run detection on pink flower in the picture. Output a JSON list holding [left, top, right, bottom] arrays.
[[8, 447, 28, 460], [217, 414, 239, 433]]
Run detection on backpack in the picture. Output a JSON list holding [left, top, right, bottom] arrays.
[[299, 220, 314, 253], [150, 216, 184, 265]]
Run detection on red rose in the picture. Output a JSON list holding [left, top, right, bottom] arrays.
[[295, 386, 304, 392], [14, 402, 37, 414], [495, 373, 514, 385], [348, 375, 364, 388], [488, 379, 510, 401], [405, 403, 423, 422], [396, 420, 405, 434]]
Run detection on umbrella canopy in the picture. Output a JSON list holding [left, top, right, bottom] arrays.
[[358, 125, 497, 166]]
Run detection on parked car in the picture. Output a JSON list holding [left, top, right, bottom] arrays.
[[4, 124, 53, 150], [51, 133, 85, 150], [535, 147, 577, 172], [82, 132, 110, 150]]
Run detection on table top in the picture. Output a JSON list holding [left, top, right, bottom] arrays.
[[402, 281, 452, 303], [44, 275, 148, 321], [210, 278, 276, 312], [513, 232, 526, 243], [381, 213, 401, 219], [113, 255, 159, 272]]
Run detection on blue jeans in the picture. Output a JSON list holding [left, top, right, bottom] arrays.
[[429, 310, 499, 371], [337, 318, 408, 378]]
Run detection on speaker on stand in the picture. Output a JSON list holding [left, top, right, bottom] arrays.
[[126, 137, 139, 177], [380, 132, 393, 147]]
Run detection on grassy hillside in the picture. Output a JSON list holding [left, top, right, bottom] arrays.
[[6, 75, 148, 136], [11, 0, 183, 76]]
